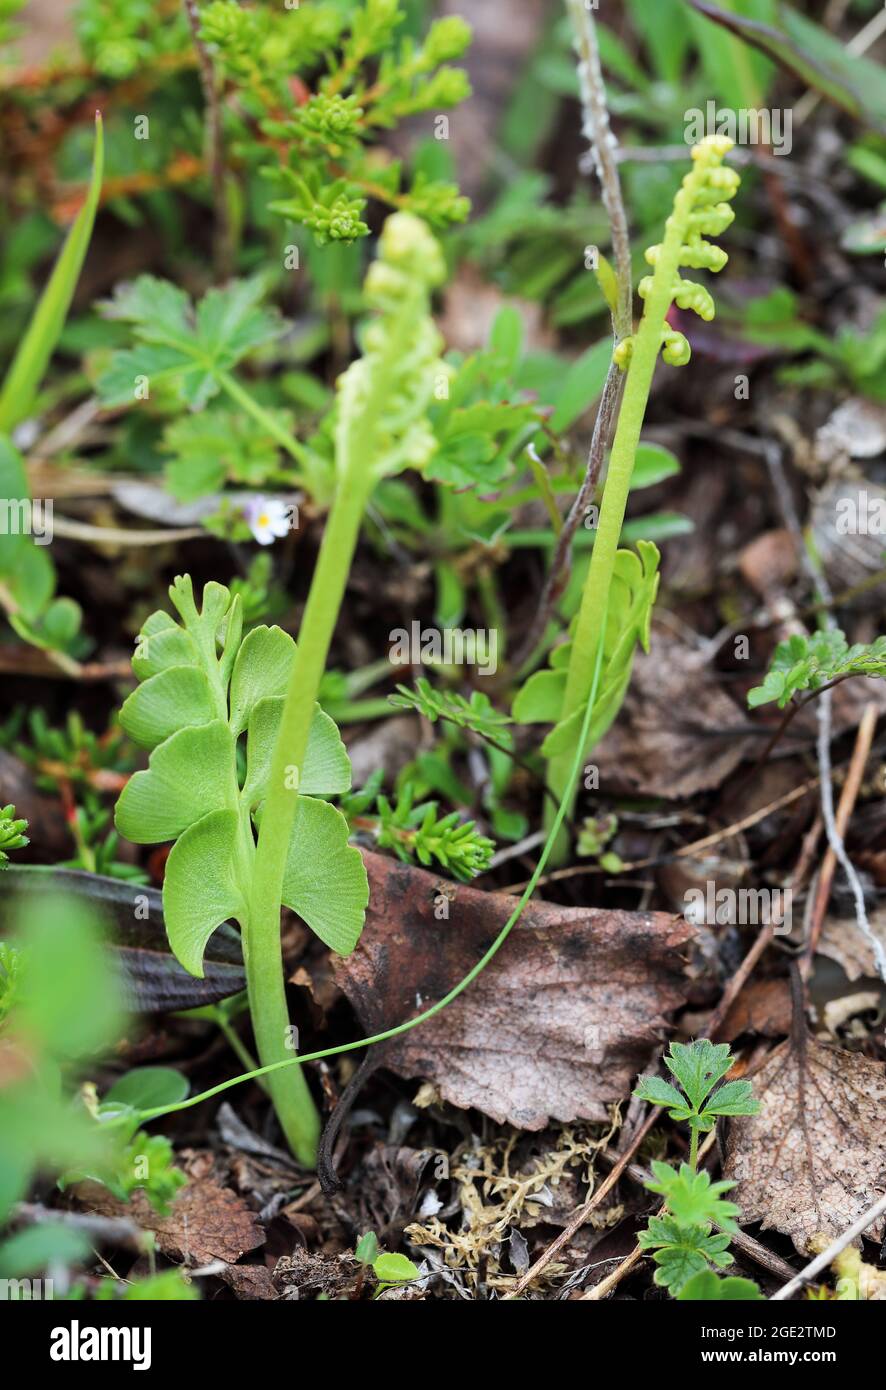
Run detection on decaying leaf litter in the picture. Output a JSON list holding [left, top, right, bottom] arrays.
[[0, 0, 885, 1305]]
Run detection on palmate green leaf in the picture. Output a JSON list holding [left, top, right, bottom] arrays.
[[0, 114, 104, 433], [635, 1039, 759, 1133], [97, 275, 283, 410], [425, 400, 539, 491], [647, 1246, 709, 1291], [514, 541, 660, 757], [115, 721, 236, 843], [163, 809, 247, 978], [651, 1241, 733, 1290], [97, 343, 215, 410], [665, 1038, 734, 1111], [281, 797, 368, 956], [639, 1214, 733, 1291]]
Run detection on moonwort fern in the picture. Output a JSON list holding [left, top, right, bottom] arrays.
[[114, 213, 449, 1165], [529, 136, 740, 855]]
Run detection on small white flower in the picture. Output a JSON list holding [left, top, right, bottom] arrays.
[[244, 496, 291, 546]]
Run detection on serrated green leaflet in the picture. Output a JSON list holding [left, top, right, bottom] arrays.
[[97, 275, 283, 410], [748, 629, 886, 709]]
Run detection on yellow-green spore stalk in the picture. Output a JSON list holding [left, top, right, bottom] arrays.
[[545, 136, 740, 850], [246, 213, 448, 1164]]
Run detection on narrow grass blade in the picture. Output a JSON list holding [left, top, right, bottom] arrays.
[[0, 111, 105, 434]]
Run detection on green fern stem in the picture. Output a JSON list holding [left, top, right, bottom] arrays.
[[245, 466, 372, 1166], [545, 136, 737, 854], [245, 231, 433, 1165]]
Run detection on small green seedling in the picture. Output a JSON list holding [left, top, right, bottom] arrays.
[[355, 1231, 421, 1298], [372, 1252, 421, 1297], [633, 1039, 762, 1299]]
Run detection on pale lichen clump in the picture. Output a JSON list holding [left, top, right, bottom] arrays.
[[405, 1120, 622, 1294]]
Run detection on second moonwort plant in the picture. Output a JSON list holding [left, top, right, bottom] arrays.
[[517, 136, 741, 855], [115, 213, 450, 1165]]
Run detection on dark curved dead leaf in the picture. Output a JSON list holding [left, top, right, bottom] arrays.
[[3, 867, 245, 1010]]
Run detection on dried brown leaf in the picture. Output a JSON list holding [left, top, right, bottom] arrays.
[[724, 1039, 886, 1253], [75, 1172, 265, 1265], [357, 1145, 440, 1238], [819, 909, 886, 983], [215, 1263, 278, 1300], [719, 976, 793, 1041], [335, 852, 704, 1129], [594, 632, 755, 797]]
